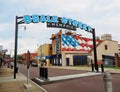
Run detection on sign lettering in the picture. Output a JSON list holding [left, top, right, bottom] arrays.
[[23, 15, 92, 32]]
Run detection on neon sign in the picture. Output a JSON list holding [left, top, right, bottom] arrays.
[[23, 15, 92, 32]]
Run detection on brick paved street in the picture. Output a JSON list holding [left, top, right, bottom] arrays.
[[42, 74, 120, 92], [19, 64, 120, 92]]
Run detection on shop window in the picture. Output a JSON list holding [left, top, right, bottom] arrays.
[[105, 45, 108, 50]]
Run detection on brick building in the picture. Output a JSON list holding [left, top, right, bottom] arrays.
[[48, 30, 120, 66], [22, 52, 37, 64]]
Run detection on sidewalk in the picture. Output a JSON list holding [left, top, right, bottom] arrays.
[[35, 72, 102, 85], [0, 65, 46, 92]]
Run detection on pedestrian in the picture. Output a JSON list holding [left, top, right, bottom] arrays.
[[7, 62, 10, 68], [4, 59, 6, 65], [0, 58, 3, 68], [7, 61, 14, 69], [10, 62, 14, 69]]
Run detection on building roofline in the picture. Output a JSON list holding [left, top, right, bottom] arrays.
[[50, 30, 62, 39]]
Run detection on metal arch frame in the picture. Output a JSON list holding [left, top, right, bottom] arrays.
[[14, 15, 98, 79], [91, 28, 99, 72], [14, 16, 24, 79]]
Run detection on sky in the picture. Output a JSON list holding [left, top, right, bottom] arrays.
[[0, 0, 120, 55]]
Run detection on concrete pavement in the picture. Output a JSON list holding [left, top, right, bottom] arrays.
[[0, 65, 47, 92], [35, 72, 102, 85]]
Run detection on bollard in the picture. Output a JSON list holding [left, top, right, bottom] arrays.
[[41, 67, 44, 79], [91, 64, 94, 72], [95, 64, 99, 72], [40, 67, 44, 79], [40, 67, 49, 81], [103, 72, 112, 92], [44, 68, 48, 80], [101, 64, 104, 72], [91, 59, 94, 72], [39, 67, 42, 79]]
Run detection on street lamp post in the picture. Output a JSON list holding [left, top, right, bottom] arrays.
[[14, 16, 25, 79], [14, 16, 18, 79]]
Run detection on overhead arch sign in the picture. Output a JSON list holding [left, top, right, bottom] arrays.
[[14, 15, 98, 79], [23, 15, 92, 32]]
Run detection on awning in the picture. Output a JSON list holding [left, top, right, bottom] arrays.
[[34, 56, 41, 59], [34, 56, 45, 60], [45, 55, 53, 59]]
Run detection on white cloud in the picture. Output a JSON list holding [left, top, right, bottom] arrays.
[[0, 0, 120, 54]]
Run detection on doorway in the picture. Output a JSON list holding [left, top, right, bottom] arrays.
[[66, 58, 70, 66]]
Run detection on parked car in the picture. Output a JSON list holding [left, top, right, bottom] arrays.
[[31, 60, 38, 67]]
